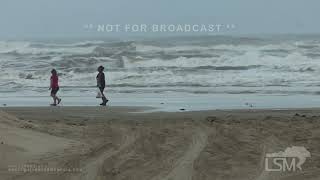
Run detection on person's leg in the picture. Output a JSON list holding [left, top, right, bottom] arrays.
[[56, 96, 61, 104], [55, 88, 61, 104], [102, 95, 107, 103], [50, 88, 60, 105], [54, 95, 57, 104], [51, 93, 57, 105], [99, 87, 108, 105]]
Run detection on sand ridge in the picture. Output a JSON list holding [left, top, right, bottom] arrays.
[[151, 126, 209, 180], [0, 107, 320, 180]]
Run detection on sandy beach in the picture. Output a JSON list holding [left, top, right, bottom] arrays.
[[0, 107, 319, 180]]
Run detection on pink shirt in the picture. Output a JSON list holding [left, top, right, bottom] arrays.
[[51, 75, 59, 88]]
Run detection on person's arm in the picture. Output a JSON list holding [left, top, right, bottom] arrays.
[[96, 74, 101, 87], [101, 73, 106, 87]]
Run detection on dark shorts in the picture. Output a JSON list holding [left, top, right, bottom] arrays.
[[51, 87, 59, 95]]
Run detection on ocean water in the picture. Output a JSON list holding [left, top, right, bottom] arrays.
[[1, 35, 320, 110]]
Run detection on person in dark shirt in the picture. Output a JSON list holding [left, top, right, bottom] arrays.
[[96, 65, 108, 106]]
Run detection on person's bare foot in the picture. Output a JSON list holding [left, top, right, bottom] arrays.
[[57, 98, 62, 104]]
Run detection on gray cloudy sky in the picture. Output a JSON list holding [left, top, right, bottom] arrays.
[[0, 0, 319, 38]]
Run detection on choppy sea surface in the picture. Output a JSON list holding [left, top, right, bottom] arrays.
[[1, 35, 320, 110]]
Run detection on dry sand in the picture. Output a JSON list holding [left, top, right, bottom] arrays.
[[0, 107, 319, 180]]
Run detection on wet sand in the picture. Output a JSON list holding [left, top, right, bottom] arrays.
[[0, 107, 319, 180]]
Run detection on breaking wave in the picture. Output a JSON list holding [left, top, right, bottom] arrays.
[[1, 35, 320, 94]]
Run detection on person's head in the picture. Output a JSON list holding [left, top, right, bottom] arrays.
[[97, 66, 104, 72], [51, 69, 57, 76]]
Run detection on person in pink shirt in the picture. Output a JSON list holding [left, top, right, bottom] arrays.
[[49, 69, 61, 106]]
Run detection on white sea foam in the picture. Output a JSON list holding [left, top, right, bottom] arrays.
[[1, 37, 320, 95], [0, 41, 96, 55]]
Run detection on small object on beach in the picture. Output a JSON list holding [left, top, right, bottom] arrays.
[[110, 168, 120, 176], [179, 108, 186, 111], [3, 104, 6, 107], [264, 116, 272, 120], [206, 116, 217, 123], [21, 124, 33, 129], [245, 102, 254, 108], [1, 142, 3, 144], [294, 113, 306, 117]]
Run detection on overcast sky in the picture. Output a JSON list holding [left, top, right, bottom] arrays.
[[0, 0, 319, 38]]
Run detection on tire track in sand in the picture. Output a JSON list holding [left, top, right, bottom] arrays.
[[152, 126, 208, 180], [255, 136, 289, 180], [70, 130, 137, 180]]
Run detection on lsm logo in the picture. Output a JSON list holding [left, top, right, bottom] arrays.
[[265, 146, 311, 172]]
